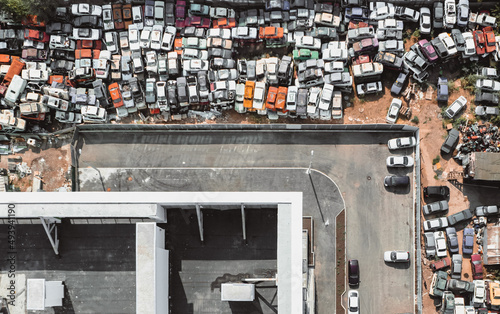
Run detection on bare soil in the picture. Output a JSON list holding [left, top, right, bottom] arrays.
[[336, 210, 346, 314]]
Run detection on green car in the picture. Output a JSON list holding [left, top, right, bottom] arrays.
[[429, 270, 448, 297], [293, 49, 319, 60]]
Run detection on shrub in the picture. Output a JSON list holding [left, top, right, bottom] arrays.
[[411, 116, 419, 124], [432, 156, 440, 165], [412, 28, 421, 38]]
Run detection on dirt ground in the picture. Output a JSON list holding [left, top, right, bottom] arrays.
[[0, 139, 72, 192]]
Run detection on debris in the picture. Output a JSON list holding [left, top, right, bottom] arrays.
[[16, 162, 32, 178]]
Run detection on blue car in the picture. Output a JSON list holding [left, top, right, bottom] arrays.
[[463, 228, 474, 255]]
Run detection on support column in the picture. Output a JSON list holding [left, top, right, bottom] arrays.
[[241, 204, 246, 241], [40, 217, 61, 256], [195, 204, 204, 243]]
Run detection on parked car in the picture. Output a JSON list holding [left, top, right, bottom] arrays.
[[447, 209, 473, 226], [444, 0, 456, 28], [418, 39, 439, 63], [441, 128, 460, 155], [434, 2, 444, 29], [387, 136, 416, 150], [471, 254, 484, 280], [430, 270, 448, 297], [420, 7, 431, 34], [456, 0, 469, 27], [348, 290, 359, 314], [444, 96, 467, 119], [386, 98, 402, 124], [423, 217, 448, 232], [434, 231, 448, 258], [384, 250, 410, 263], [463, 228, 474, 255], [386, 155, 414, 167], [356, 81, 382, 96], [391, 72, 408, 95], [476, 205, 499, 216], [424, 186, 450, 198], [348, 259, 359, 286], [476, 79, 500, 92], [423, 200, 449, 216], [436, 77, 449, 103], [473, 30, 486, 55], [424, 232, 436, 257], [384, 175, 410, 187], [451, 254, 463, 279], [447, 278, 474, 293], [446, 227, 459, 254], [473, 279, 486, 307], [431, 257, 451, 271]]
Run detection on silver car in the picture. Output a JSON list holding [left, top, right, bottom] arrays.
[[386, 155, 414, 167]]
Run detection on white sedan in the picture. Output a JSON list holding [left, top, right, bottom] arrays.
[[386, 155, 414, 167], [348, 290, 359, 314], [384, 251, 410, 263], [295, 36, 321, 50], [434, 231, 448, 258], [386, 98, 402, 124], [388, 137, 417, 150]]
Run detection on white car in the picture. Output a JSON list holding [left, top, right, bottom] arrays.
[[444, 0, 456, 28], [318, 84, 334, 111], [438, 32, 458, 56], [71, 4, 102, 16], [378, 19, 404, 31], [423, 217, 448, 232], [103, 32, 119, 54], [145, 50, 158, 73], [387, 137, 416, 150], [352, 62, 384, 78], [434, 231, 448, 258], [72, 28, 101, 40], [386, 98, 402, 124], [445, 96, 467, 119], [420, 7, 432, 35], [207, 28, 231, 40], [161, 26, 176, 51], [456, 0, 469, 27], [102, 5, 114, 31], [462, 32, 476, 59], [476, 79, 500, 92], [21, 69, 48, 81], [369, 6, 395, 21], [81, 105, 107, 123], [473, 280, 486, 306], [386, 155, 414, 167], [295, 36, 321, 50], [378, 40, 404, 54], [253, 81, 266, 110], [384, 251, 410, 262], [348, 290, 359, 314], [150, 25, 163, 50], [140, 26, 152, 49], [128, 25, 141, 52]]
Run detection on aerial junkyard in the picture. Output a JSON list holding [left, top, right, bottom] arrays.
[[1, 0, 500, 313]]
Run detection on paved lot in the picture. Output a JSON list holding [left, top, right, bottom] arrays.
[[76, 130, 415, 314]]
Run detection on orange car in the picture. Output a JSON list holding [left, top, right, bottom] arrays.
[[484, 26, 496, 54], [213, 18, 236, 29], [259, 27, 284, 39], [276, 86, 288, 111], [266, 86, 278, 110], [48, 75, 64, 85], [108, 82, 124, 108], [122, 4, 133, 29], [243, 81, 255, 109], [174, 37, 183, 55], [0, 54, 11, 64]]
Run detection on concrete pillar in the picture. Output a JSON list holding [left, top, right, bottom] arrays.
[[196, 204, 204, 243]]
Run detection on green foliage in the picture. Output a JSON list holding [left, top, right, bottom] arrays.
[[452, 117, 467, 128], [411, 116, 419, 124], [461, 74, 479, 94], [490, 115, 500, 126], [432, 156, 441, 165], [412, 28, 421, 39], [0, 0, 61, 22], [447, 81, 459, 93]]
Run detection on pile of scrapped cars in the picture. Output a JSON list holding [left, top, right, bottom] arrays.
[[0, 0, 498, 131], [422, 183, 500, 311]]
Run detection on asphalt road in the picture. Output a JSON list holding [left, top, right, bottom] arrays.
[[76, 130, 415, 314]]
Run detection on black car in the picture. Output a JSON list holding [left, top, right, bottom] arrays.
[[74, 16, 103, 28], [441, 128, 460, 154], [423, 186, 450, 198], [348, 259, 359, 286], [384, 175, 410, 187]]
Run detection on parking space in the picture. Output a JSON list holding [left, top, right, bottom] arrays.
[[76, 129, 415, 313]]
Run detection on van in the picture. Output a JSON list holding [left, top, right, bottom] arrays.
[[4, 75, 27, 104]]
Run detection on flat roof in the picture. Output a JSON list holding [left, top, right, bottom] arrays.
[[485, 222, 500, 265], [472, 152, 500, 181]]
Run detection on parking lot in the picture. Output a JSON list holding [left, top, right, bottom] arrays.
[[76, 128, 416, 313]]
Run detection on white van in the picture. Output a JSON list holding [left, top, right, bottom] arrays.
[[4, 75, 27, 105]]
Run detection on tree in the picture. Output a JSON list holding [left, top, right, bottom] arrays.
[[0, 0, 62, 23]]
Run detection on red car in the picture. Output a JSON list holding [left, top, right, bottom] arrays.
[[213, 18, 236, 29], [473, 30, 486, 55], [112, 4, 125, 30], [484, 27, 496, 54], [176, 0, 186, 20], [471, 254, 484, 279], [24, 29, 49, 42], [430, 257, 451, 271], [185, 16, 211, 28]]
